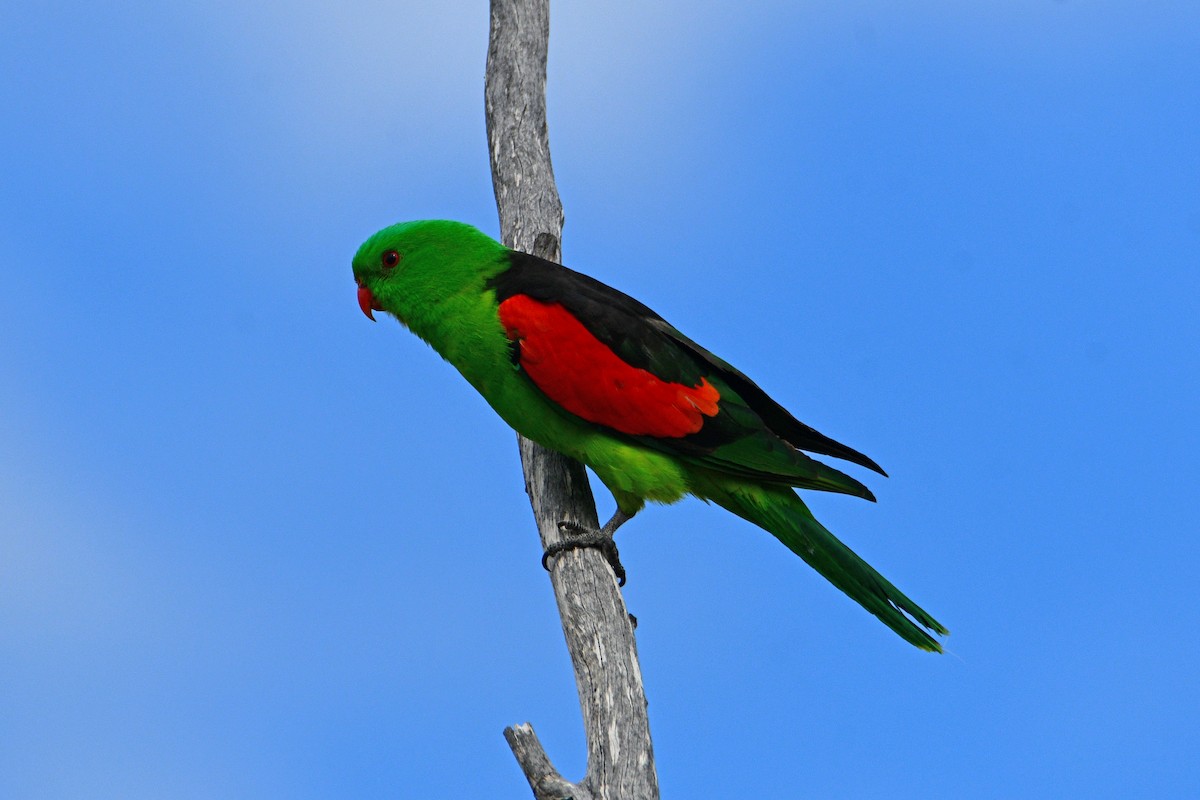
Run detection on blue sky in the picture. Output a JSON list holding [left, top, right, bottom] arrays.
[[2, 1, 1198, 797]]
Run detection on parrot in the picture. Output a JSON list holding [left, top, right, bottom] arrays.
[[353, 219, 947, 651]]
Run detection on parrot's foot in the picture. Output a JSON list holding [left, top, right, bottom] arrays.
[[542, 515, 630, 587]]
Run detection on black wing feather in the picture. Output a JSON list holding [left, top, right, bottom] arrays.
[[489, 250, 886, 476]]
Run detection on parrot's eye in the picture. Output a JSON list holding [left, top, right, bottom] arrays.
[[381, 250, 402, 270]]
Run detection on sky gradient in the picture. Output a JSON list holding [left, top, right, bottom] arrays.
[[2, 1, 1198, 797]]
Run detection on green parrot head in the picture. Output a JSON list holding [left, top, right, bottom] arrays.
[[352, 219, 505, 326]]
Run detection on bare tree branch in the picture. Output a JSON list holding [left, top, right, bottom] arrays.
[[485, 1, 659, 797]]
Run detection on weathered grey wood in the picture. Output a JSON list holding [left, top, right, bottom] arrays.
[[505, 723, 594, 800], [485, 1, 660, 798]]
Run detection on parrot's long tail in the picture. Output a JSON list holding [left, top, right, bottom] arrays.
[[696, 478, 948, 652]]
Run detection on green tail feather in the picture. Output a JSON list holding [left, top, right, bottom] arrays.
[[698, 478, 948, 651]]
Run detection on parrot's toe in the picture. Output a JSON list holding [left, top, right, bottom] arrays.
[[542, 521, 627, 586]]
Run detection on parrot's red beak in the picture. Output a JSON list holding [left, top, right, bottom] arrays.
[[357, 284, 379, 321]]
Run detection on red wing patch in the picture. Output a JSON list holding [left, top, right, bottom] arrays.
[[498, 294, 720, 438]]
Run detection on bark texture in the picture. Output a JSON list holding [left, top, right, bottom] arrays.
[[485, 1, 659, 798]]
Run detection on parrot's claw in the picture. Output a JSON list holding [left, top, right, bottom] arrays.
[[543, 520, 627, 586]]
